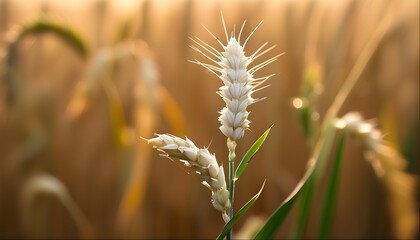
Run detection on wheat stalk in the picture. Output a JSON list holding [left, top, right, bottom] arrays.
[[190, 15, 280, 239], [335, 112, 418, 239], [146, 15, 279, 236]]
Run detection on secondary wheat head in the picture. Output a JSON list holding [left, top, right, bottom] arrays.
[[146, 134, 231, 222]]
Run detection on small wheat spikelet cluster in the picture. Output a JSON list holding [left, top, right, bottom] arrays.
[[334, 112, 390, 163], [334, 112, 401, 176], [147, 134, 231, 222], [191, 16, 282, 141]]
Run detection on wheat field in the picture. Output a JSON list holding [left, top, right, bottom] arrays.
[[0, 0, 418, 239]]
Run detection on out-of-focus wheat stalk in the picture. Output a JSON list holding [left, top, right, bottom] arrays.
[[257, 1, 418, 239], [65, 38, 187, 235], [335, 112, 418, 239], [4, 20, 87, 106], [21, 174, 94, 239]]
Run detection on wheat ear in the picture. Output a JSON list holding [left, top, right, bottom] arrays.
[[146, 134, 231, 222], [190, 18, 282, 141]]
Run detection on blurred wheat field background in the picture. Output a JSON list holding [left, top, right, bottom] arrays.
[[0, 0, 418, 239]]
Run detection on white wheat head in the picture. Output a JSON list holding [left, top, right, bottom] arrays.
[[146, 134, 231, 223], [190, 15, 282, 141]]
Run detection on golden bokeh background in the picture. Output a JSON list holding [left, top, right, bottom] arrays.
[[0, 0, 418, 239]]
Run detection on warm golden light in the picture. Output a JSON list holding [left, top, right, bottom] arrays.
[[0, 0, 417, 239], [292, 98, 304, 109]]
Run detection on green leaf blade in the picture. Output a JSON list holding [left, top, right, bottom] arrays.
[[319, 132, 346, 239], [217, 180, 266, 240], [254, 124, 336, 239], [292, 123, 337, 239], [235, 125, 273, 180], [254, 171, 309, 240]]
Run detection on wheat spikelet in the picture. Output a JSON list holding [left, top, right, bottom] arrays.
[[146, 134, 231, 222], [191, 15, 281, 141]]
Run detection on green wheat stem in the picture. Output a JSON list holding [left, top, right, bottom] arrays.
[[292, 124, 335, 239], [319, 132, 346, 239], [227, 138, 237, 240], [292, 176, 315, 239]]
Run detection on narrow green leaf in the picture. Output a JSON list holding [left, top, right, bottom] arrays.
[[292, 176, 316, 239], [21, 20, 88, 58], [319, 132, 346, 239], [217, 180, 266, 240], [291, 123, 336, 239], [299, 102, 313, 140], [235, 125, 273, 180], [254, 124, 336, 240], [254, 169, 309, 240]]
